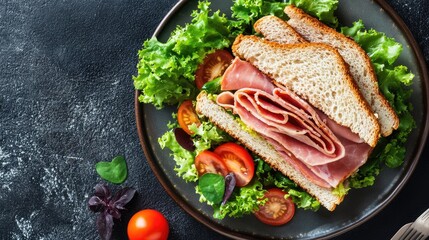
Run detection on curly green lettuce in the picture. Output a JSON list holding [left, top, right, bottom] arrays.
[[229, 0, 288, 34], [229, 0, 338, 35], [288, 0, 338, 27], [158, 120, 198, 182], [196, 180, 267, 219], [134, 1, 233, 109]]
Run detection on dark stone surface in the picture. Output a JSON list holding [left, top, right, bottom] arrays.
[[0, 0, 427, 239]]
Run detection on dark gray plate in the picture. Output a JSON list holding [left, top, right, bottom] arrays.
[[135, 0, 429, 239]]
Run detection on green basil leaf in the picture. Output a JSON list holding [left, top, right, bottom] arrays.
[[95, 156, 128, 184], [201, 77, 222, 94], [198, 173, 225, 204]]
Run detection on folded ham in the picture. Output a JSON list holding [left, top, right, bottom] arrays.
[[217, 58, 372, 188]]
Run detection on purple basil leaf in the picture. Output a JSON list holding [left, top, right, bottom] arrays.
[[88, 196, 105, 213], [97, 211, 114, 240], [94, 184, 111, 199], [222, 172, 236, 205], [89, 184, 137, 239], [174, 128, 195, 151], [111, 187, 136, 209], [107, 207, 122, 220]]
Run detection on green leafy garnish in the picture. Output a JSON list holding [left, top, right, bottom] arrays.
[[213, 180, 267, 219], [229, 0, 288, 34], [229, 0, 338, 35], [159, 124, 198, 182], [198, 173, 226, 204], [95, 156, 128, 184], [288, 0, 339, 27], [134, 1, 233, 109]]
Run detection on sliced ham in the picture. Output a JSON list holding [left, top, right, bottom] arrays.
[[215, 59, 372, 188], [232, 88, 346, 166], [221, 57, 275, 93]]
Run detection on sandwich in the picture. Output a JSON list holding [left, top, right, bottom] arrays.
[[195, 7, 398, 211]]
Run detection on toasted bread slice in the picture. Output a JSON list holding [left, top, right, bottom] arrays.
[[196, 91, 343, 211], [232, 34, 380, 147], [284, 5, 399, 136]]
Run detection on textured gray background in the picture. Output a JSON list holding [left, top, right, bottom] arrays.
[[0, 0, 428, 239]]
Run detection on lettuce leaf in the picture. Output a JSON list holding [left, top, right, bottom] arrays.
[[212, 181, 267, 219], [288, 0, 339, 27], [342, 21, 416, 188], [230, 0, 288, 34], [188, 120, 233, 155], [159, 125, 199, 182], [230, 0, 338, 35], [341, 20, 402, 65], [134, 1, 232, 109]]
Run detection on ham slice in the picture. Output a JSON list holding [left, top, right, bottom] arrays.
[[231, 88, 346, 166], [216, 59, 372, 188], [221, 58, 275, 93]]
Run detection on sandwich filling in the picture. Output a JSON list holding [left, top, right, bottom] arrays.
[[216, 58, 372, 188]]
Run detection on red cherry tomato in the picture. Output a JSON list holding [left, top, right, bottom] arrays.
[[127, 209, 169, 240], [214, 142, 255, 187], [195, 150, 229, 177], [195, 49, 234, 89], [254, 188, 295, 226], [177, 100, 201, 135]]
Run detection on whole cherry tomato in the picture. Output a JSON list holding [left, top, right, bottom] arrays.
[[127, 209, 169, 240]]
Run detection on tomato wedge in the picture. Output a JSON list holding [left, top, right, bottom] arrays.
[[254, 188, 295, 226], [177, 100, 200, 135], [195, 49, 234, 89], [214, 142, 254, 187], [195, 150, 229, 177]]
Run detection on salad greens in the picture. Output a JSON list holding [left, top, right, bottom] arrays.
[[288, 0, 338, 27], [134, 1, 232, 109], [137, 0, 415, 219]]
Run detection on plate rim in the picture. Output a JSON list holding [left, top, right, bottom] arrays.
[[134, 0, 429, 239]]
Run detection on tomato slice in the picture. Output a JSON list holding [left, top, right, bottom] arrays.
[[195, 49, 234, 89], [214, 142, 255, 187], [177, 100, 201, 135], [254, 188, 295, 226], [195, 150, 229, 177]]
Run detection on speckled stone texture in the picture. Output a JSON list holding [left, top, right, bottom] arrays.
[[0, 0, 428, 239]]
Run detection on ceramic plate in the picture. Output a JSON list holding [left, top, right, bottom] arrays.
[[135, 0, 429, 239]]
